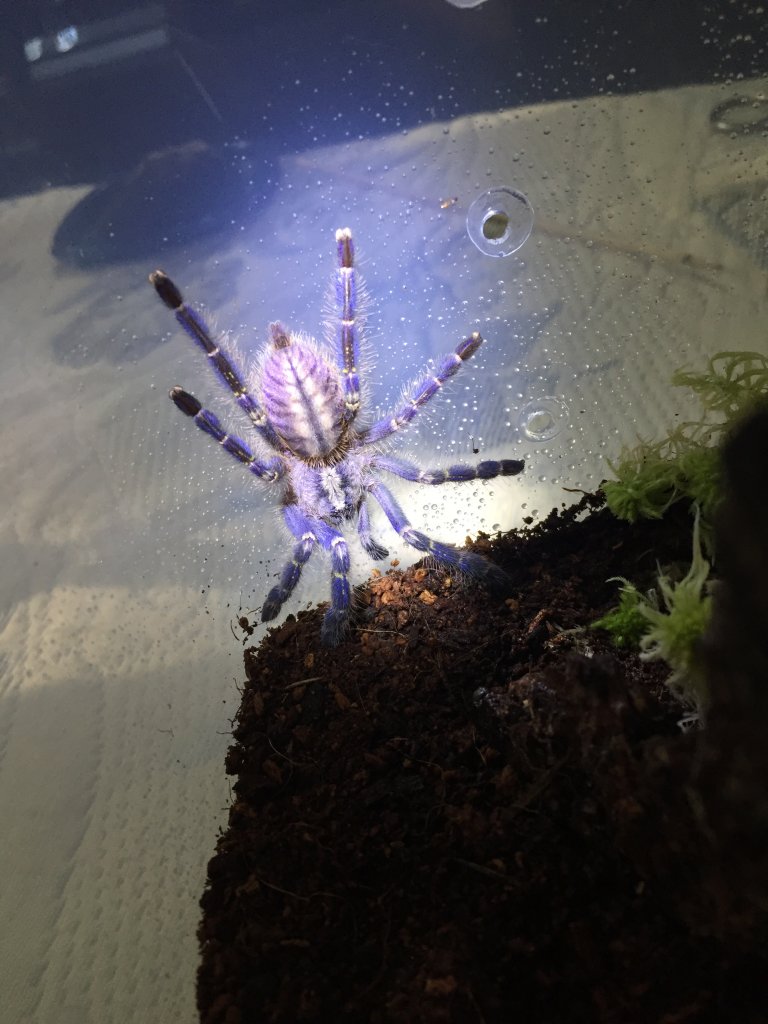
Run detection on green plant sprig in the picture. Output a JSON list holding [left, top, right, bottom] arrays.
[[593, 509, 713, 710]]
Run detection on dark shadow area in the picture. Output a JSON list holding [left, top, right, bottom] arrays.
[[50, 138, 269, 268]]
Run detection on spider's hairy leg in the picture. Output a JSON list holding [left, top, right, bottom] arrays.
[[262, 507, 317, 622], [169, 387, 285, 482], [316, 518, 353, 645], [367, 479, 510, 591], [264, 506, 353, 646], [150, 269, 281, 450], [362, 331, 484, 446], [334, 227, 362, 425], [373, 454, 524, 485], [357, 499, 389, 561]]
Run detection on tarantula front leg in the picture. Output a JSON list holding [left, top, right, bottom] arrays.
[[263, 506, 353, 645], [362, 331, 484, 446], [169, 387, 285, 482], [367, 478, 509, 590], [373, 454, 524, 485]]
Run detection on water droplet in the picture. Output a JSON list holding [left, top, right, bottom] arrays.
[[466, 187, 534, 257], [518, 396, 569, 441]]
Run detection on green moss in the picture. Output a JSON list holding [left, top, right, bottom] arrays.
[[603, 351, 768, 544], [594, 352, 766, 708], [670, 350, 768, 420], [592, 581, 650, 648], [603, 440, 683, 523]]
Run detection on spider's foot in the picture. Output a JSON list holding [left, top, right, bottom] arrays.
[[149, 269, 183, 310], [363, 540, 390, 561], [482, 562, 513, 597], [459, 552, 512, 596], [261, 590, 283, 622], [320, 608, 350, 647]]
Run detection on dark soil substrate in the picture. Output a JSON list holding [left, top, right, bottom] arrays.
[[196, 417, 768, 1024]]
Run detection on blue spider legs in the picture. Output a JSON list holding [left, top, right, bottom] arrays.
[[150, 269, 282, 451], [373, 454, 524, 485], [366, 479, 509, 589], [362, 331, 483, 446], [168, 387, 285, 482], [357, 499, 389, 561], [334, 228, 362, 424], [262, 505, 352, 646]]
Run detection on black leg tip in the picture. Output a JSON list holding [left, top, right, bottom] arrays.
[[150, 269, 183, 311], [169, 386, 201, 417]]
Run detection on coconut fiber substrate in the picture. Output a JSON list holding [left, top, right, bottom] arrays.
[[196, 411, 768, 1024]]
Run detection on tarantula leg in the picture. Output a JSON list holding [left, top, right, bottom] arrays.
[[319, 525, 353, 646], [362, 331, 484, 446], [265, 506, 353, 645], [373, 454, 524, 484], [357, 500, 389, 561], [334, 228, 362, 425], [367, 479, 510, 592], [150, 270, 282, 450], [169, 387, 285, 482], [262, 523, 317, 622]]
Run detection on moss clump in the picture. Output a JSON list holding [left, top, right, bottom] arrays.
[[592, 581, 650, 649], [603, 351, 768, 546], [670, 349, 768, 420]]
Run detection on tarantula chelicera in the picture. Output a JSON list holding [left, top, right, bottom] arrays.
[[150, 228, 524, 645]]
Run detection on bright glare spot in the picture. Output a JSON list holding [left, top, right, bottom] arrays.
[[55, 26, 79, 53], [24, 38, 43, 62]]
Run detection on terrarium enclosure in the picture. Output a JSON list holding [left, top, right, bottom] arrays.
[[0, 2, 767, 1022]]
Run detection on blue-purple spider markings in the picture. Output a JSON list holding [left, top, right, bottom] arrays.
[[150, 228, 524, 645]]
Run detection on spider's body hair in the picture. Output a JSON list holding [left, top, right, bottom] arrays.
[[152, 228, 524, 646], [259, 325, 347, 461]]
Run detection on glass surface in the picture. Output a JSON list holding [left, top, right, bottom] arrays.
[[1, 2, 767, 1021]]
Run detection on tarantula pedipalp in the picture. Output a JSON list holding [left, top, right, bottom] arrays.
[[150, 228, 524, 645]]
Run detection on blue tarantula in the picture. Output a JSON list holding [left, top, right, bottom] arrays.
[[150, 228, 524, 645]]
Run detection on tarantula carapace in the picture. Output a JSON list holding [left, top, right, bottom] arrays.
[[150, 228, 524, 644]]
